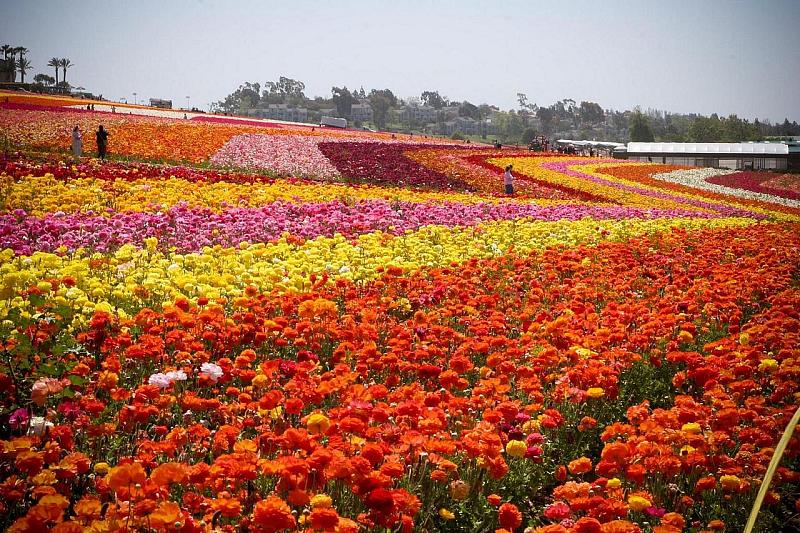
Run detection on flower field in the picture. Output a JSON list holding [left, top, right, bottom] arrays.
[[1, 97, 800, 533]]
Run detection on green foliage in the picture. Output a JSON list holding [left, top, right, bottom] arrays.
[[331, 86, 356, 118], [629, 108, 655, 142], [578, 101, 604, 125], [421, 90, 447, 109], [520, 128, 537, 145], [459, 101, 480, 120], [368, 89, 396, 129]]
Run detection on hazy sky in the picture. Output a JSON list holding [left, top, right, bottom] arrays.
[[3, 0, 799, 121]]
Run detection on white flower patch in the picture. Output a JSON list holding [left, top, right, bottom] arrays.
[[651, 168, 800, 208]]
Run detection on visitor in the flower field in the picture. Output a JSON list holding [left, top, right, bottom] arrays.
[[96, 125, 109, 160], [71, 126, 82, 159], [504, 164, 514, 195]]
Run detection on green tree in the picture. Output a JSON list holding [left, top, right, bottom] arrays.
[[459, 101, 480, 120], [536, 107, 555, 134], [579, 101, 604, 125], [420, 90, 446, 109], [629, 108, 655, 142], [16, 57, 31, 83], [48, 57, 60, 85], [211, 82, 261, 114], [331, 86, 356, 117], [688, 116, 722, 142], [263, 76, 305, 104], [33, 73, 55, 86], [521, 128, 538, 144], [58, 58, 73, 83], [368, 89, 396, 129]]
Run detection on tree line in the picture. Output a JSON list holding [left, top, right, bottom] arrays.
[[1, 44, 74, 91], [215, 78, 800, 143]]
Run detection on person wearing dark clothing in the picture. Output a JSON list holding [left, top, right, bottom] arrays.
[[96, 126, 109, 160]]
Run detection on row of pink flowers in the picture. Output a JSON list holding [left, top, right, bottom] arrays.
[[706, 171, 800, 201], [0, 201, 715, 254]]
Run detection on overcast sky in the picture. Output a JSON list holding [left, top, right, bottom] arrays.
[[3, 0, 799, 121]]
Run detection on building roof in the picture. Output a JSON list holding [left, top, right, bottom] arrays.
[[627, 142, 789, 155]]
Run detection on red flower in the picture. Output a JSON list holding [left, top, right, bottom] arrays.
[[498, 503, 522, 530]]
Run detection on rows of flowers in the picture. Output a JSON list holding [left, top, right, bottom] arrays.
[[705, 171, 800, 202], [2, 96, 800, 532], [595, 165, 800, 220], [1, 201, 718, 255], [1, 221, 799, 532], [649, 168, 800, 209]]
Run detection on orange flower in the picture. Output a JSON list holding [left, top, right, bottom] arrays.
[[106, 462, 147, 493], [150, 462, 186, 487], [28, 494, 69, 523], [498, 503, 522, 530], [148, 501, 183, 529], [74, 497, 103, 520], [210, 498, 242, 518], [568, 457, 593, 475], [309, 508, 339, 530], [252, 496, 296, 532]]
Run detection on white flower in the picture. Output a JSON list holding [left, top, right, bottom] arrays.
[[28, 416, 54, 436], [166, 370, 187, 382], [200, 362, 223, 382], [148, 372, 172, 389]]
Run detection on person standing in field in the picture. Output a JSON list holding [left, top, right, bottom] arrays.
[[96, 125, 109, 160], [504, 164, 514, 195], [71, 126, 82, 159]]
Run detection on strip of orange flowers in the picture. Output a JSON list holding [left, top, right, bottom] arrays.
[[1, 223, 798, 532]]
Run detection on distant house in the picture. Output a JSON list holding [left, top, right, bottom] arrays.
[[150, 98, 172, 109], [438, 117, 495, 136], [440, 105, 461, 120], [350, 103, 373, 122], [397, 105, 438, 124], [253, 104, 308, 123]]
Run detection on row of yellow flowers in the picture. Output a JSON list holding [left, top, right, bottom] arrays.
[[0, 217, 755, 326], [1, 173, 573, 216]]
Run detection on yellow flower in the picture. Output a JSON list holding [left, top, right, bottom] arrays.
[[306, 413, 330, 435], [251, 374, 269, 389], [586, 387, 605, 399], [738, 332, 750, 346], [606, 477, 621, 489], [720, 475, 741, 491], [310, 494, 332, 509], [681, 422, 701, 434], [93, 462, 110, 475], [505, 440, 527, 458], [438, 508, 455, 520], [628, 495, 651, 512], [522, 419, 540, 433], [759, 358, 778, 372]]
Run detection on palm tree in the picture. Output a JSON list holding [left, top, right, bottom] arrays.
[[59, 58, 73, 83], [1, 45, 12, 59], [14, 47, 28, 60], [16, 57, 31, 83], [48, 57, 60, 85]]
